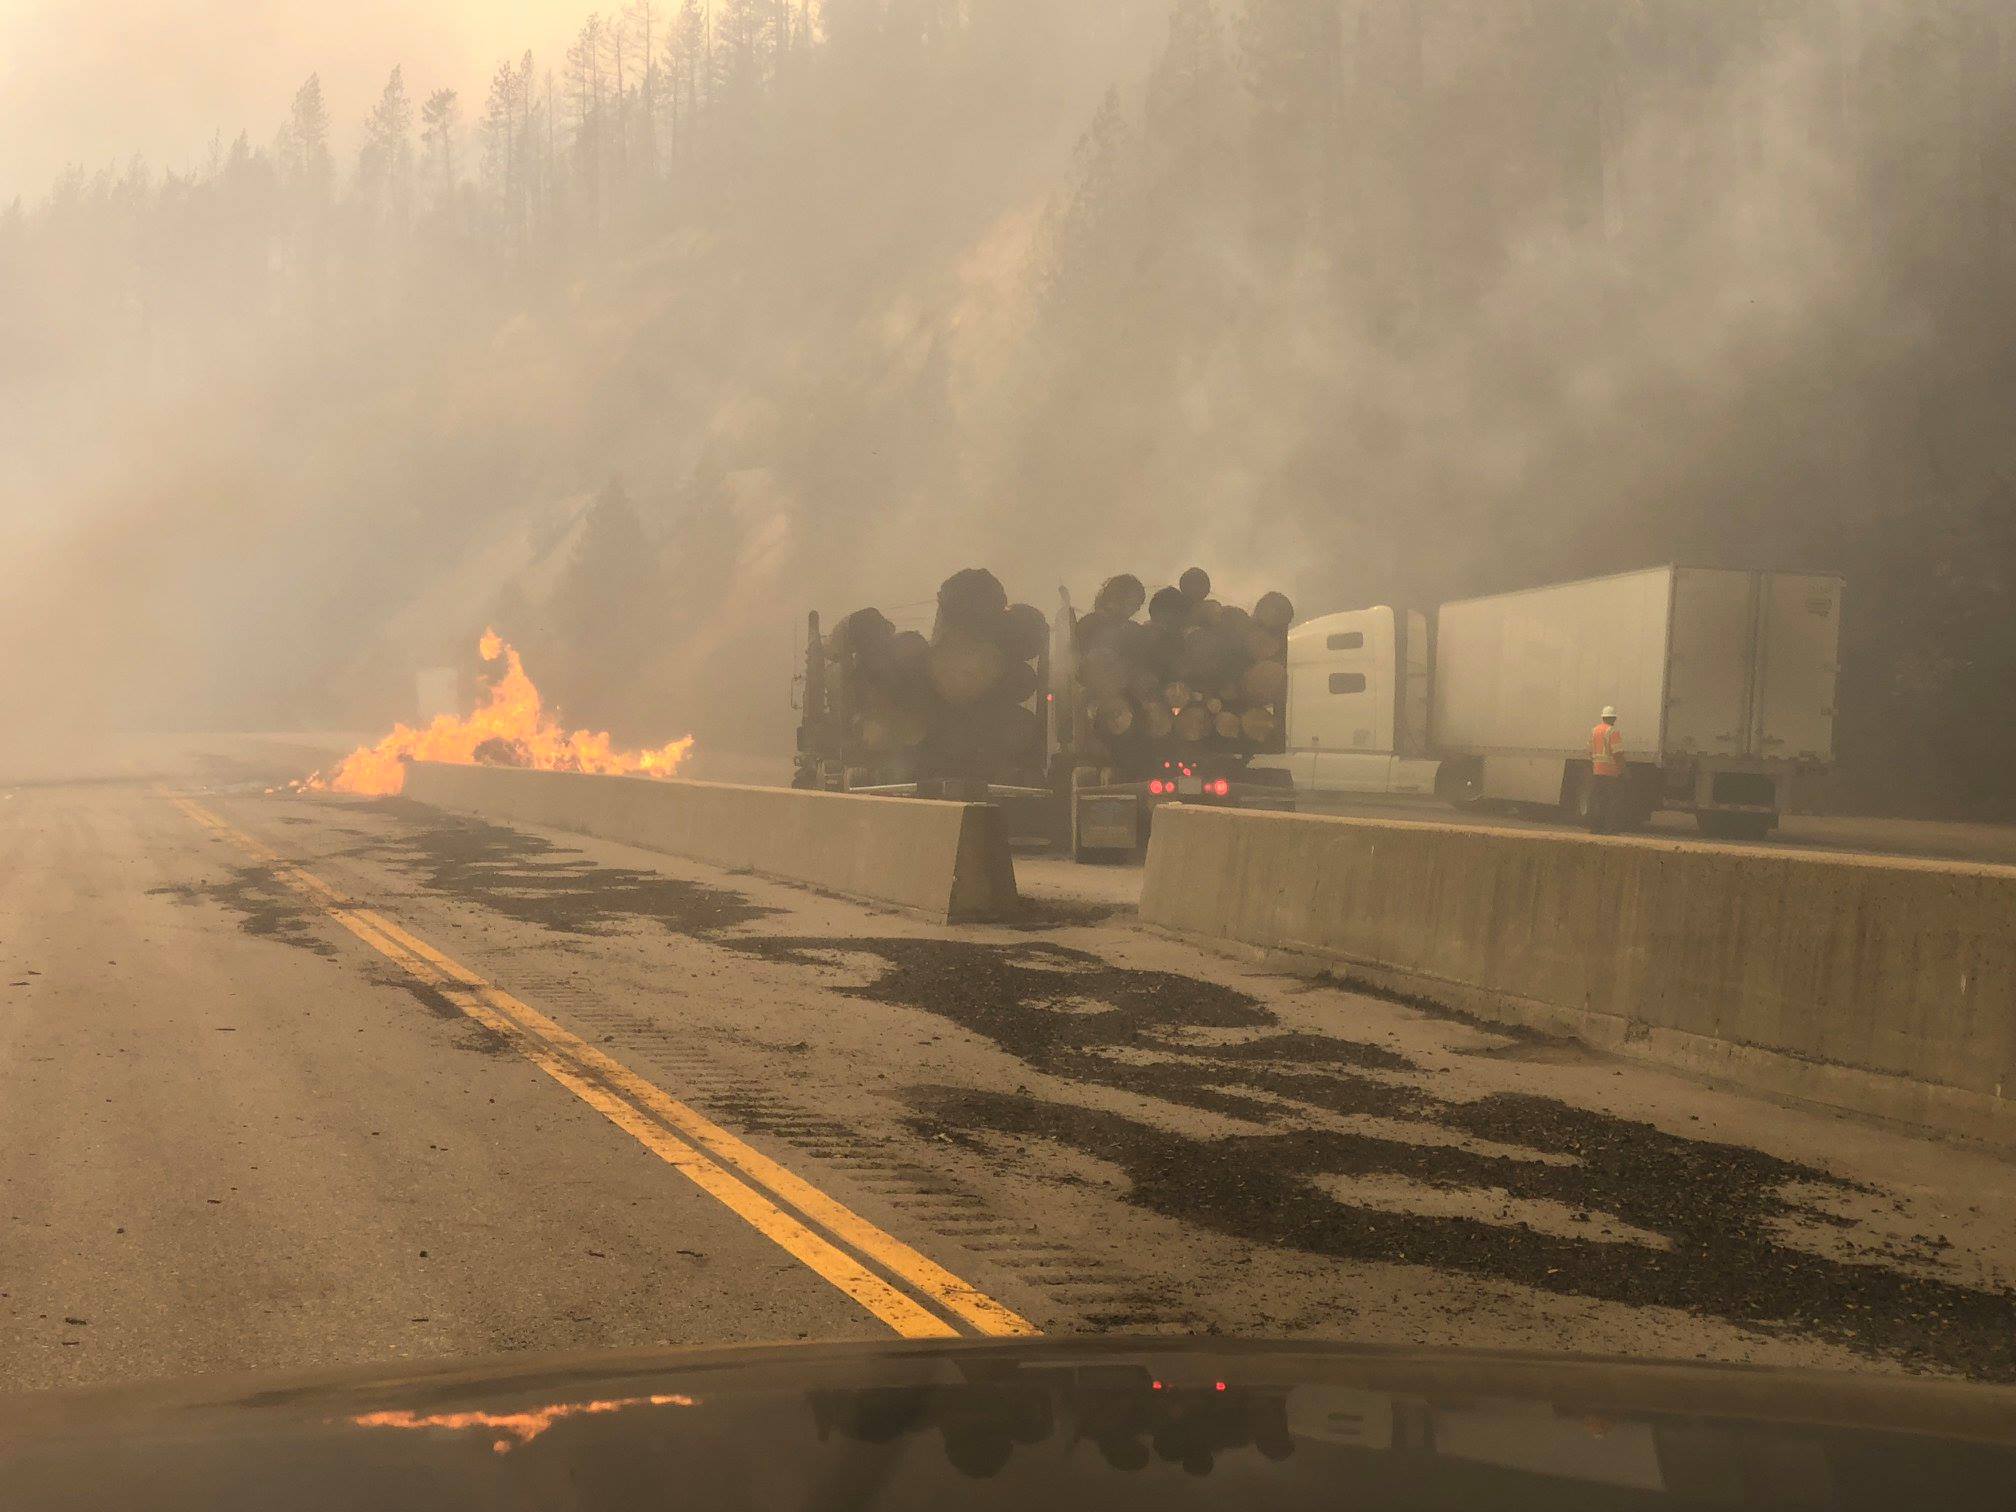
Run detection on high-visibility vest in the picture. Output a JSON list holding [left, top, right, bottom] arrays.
[[1590, 721, 1624, 777]]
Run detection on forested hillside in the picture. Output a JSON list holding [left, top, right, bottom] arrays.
[[5, 1, 2013, 813]]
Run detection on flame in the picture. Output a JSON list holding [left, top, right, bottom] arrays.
[[350, 1393, 697, 1454], [302, 631, 695, 796]]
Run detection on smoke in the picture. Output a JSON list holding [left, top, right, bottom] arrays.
[[4, 2, 2014, 811], [0, 1, 589, 198]]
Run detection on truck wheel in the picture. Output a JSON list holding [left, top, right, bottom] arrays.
[[1568, 772, 1597, 829], [1434, 758, 1486, 811], [1621, 773, 1659, 831], [1579, 769, 1654, 832], [1697, 811, 1774, 841]]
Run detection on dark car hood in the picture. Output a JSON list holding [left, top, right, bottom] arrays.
[[5, 1336, 2015, 1510]]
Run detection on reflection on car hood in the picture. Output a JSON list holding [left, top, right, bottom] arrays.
[[4, 1337, 2015, 1510]]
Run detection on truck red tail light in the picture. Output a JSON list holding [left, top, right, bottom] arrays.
[[1210, 778, 1230, 796], [1148, 779, 1167, 795]]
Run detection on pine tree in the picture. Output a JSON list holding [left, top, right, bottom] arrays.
[[275, 74, 334, 200], [567, 14, 611, 225], [272, 72, 335, 287], [666, 0, 711, 158], [482, 60, 520, 217], [713, 0, 776, 112], [419, 89, 461, 209], [358, 66, 416, 226], [604, 9, 633, 191], [628, 2, 663, 183]]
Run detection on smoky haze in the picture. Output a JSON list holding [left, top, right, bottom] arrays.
[[2, 1, 2012, 815], [0, 2, 593, 198]]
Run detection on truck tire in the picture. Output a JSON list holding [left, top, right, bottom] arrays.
[[1622, 771, 1659, 831], [1568, 770, 1598, 830], [1697, 811, 1774, 841], [1566, 764, 1653, 833], [1434, 758, 1486, 812]]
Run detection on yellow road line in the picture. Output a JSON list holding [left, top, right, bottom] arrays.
[[168, 794, 1037, 1340]]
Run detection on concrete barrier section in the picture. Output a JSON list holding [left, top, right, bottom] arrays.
[[1142, 806, 2016, 1144], [404, 763, 1019, 924]]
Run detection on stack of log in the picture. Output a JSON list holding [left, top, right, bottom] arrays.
[[826, 568, 1047, 779], [1071, 567, 1294, 757], [822, 564, 1295, 780]]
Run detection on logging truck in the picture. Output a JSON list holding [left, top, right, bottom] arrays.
[[791, 567, 1297, 861], [1046, 583, 1296, 860]]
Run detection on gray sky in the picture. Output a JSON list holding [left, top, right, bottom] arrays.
[[0, 0, 591, 199]]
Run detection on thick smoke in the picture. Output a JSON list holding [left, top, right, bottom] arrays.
[[3, 1, 2012, 812]]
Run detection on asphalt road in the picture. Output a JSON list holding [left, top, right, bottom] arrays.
[[6, 778, 2016, 1399]]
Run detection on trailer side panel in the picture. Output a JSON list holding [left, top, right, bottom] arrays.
[[1432, 567, 1674, 759]]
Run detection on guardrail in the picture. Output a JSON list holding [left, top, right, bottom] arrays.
[[1142, 806, 2016, 1145], [404, 763, 1019, 925]]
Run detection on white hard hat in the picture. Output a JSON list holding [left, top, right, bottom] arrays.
[[1601, 705, 1617, 719]]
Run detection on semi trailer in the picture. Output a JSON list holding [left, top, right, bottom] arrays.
[[1269, 565, 1843, 838]]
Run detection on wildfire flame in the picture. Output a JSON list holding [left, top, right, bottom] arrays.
[[302, 630, 695, 796], [350, 1393, 698, 1455]]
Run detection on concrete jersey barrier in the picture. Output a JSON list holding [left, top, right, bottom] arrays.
[[403, 764, 1019, 925], [1141, 805, 2016, 1145]]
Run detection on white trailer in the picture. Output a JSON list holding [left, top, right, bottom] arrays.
[[1275, 566, 1843, 838]]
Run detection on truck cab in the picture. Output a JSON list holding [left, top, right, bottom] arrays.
[[1263, 607, 1440, 798]]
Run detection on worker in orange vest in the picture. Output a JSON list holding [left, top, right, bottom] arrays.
[[1588, 705, 1625, 834]]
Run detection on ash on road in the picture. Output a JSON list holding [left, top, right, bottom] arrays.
[[5, 780, 2015, 1396]]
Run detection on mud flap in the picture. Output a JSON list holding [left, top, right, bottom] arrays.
[[1072, 791, 1139, 863]]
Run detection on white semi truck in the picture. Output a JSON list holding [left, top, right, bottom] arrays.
[[1269, 565, 1843, 839]]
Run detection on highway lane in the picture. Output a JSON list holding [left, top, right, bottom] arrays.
[[0, 785, 894, 1393], [7, 780, 2016, 1396]]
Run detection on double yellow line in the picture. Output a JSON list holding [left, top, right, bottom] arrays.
[[169, 795, 1036, 1341]]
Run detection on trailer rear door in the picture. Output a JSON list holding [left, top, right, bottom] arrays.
[[1752, 574, 1842, 762], [1664, 568, 1757, 758]]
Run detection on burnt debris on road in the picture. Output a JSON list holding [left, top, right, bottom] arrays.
[[207, 796, 2016, 1382]]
